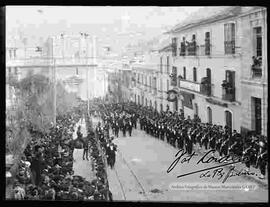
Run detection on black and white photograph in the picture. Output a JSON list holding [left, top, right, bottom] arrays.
[[5, 6, 268, 202]]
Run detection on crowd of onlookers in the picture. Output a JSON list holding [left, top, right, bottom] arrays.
[[9, 106, 113, 201]]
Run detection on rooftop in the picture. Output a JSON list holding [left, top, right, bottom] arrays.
[[167, 6, 263, 34]]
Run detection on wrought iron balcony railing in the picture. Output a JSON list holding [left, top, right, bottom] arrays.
[[251, 56, 262, 78], [252, 65, 262, 78], [222, 86, 235, 102]]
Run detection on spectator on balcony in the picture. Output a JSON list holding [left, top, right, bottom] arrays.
[[252, 56, 262, 67]]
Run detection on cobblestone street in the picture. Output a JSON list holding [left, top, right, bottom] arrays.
[[103, 126, 268, 202]]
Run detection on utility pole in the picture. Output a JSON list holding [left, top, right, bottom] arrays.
[[92, 36, 97, 98]]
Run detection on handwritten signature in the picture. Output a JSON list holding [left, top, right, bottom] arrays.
[[167, 149, 253, 183]]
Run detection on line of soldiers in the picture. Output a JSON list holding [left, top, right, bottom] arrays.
[[98, 104, 138, 138], [95, 122, 117, 169], [95, 101, 268, 180]]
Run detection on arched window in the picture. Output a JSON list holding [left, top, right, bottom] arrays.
[[145, 98, 148, 106], [225, 110, 232, 131], [207, 106, 212, 124], [160, 103, 163, 112]]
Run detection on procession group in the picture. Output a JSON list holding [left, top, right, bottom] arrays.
[[92, 101, 268, 180]]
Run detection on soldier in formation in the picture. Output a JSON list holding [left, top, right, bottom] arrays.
[[94, 101, 268, 180]]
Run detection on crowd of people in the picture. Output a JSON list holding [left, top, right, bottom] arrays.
[[9, 106, 113, 201], [94, 101, 268, 180]]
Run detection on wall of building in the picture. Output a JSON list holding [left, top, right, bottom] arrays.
[[239, 8, 267, 135], [168, 14, 251, 132]]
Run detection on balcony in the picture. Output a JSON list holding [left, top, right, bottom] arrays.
[[200, 83, 212, 96], [170, 73, 177, 87], [251, 56, 262, 78], [179, 42, 199, 56], [187, 43, 197, 56], [172, 43, 177, 57], [224, 40, 235, 54], [179, 79, 201, 92], [199, 43, 211, 56], [221, 81, 235, 101], [222, 87, 235, 101]]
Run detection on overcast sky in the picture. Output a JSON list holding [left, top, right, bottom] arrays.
[[6, 6, 202, 52]]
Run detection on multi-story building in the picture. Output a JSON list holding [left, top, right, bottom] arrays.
[[6, 33, 107, 102], [167, 6, 267, 135], [132, 50, 171, 112], [239, 8, 267, 136], [158, 43, 175, 112]]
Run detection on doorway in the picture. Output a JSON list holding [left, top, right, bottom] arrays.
[[225, 110, 233, 131], [252, 97, 262, 134]]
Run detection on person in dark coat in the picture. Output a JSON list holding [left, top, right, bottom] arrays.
[[30, 146, 44, 187], [83, 139, 89, 160], [127, 120, 133, 137]]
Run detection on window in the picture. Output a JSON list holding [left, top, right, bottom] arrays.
[[167, 79, 169, 91], [225, 70, 235, 87], [254, 27, 262, 57], [172, 37, 178, 56], [205, 32, 211, 55], [166, 56, 170, 73], [224, 23, 235, 54], [171, 66, 177, 86], [160, 79, 163, 91], [222, 70, 236, 101], [9, 49, 12, 59], [188, 34, 197, 56], [76, 68, 78, 75], [194, 103, 198, 115], [183, 67, 186, 79], [225, 110, 233, 131], [180, 37, 186, 56], [160, 57, 163, 73], [193, 67, 197, 82], [153, 77, 157, 91]]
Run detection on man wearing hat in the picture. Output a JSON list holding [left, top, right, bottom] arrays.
[[256, 138, 267, 179], [30, 145, 44, 187]]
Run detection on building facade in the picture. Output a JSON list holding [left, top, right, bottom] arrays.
[[239, 8, 267, 136], [132, 51, 171, 112], [168, 6, 267, 135]]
